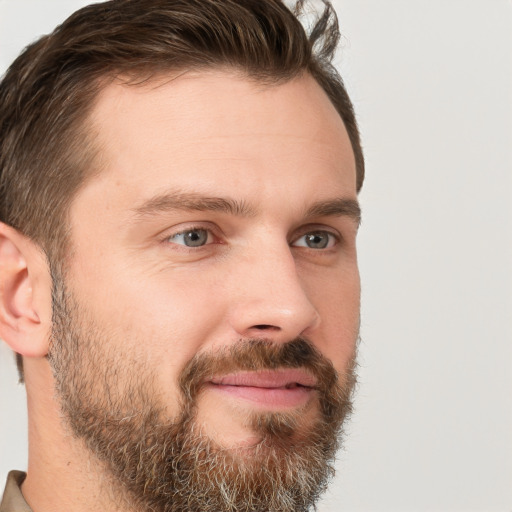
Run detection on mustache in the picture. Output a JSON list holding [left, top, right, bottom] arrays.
[[178, 337, 348, 411]]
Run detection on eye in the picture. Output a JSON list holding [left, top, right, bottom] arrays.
[[166, 228, 212, 247], [292, 231, 337, 249]]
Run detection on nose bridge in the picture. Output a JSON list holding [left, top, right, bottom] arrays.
[[228, 237, 320, 340]]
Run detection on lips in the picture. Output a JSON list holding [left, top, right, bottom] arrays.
[[210, 369, 317, 389], [207, 369, 317, 408]]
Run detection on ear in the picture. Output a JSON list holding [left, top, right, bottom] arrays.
[[0, 222, 52, 358]]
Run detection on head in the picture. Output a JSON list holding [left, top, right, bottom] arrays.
[[0, 1, 364, 511]]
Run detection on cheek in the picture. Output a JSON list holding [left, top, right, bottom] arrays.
[[120, 272, 234, 405], [302, 263, 360, 371], [67, 255, 231, 402]]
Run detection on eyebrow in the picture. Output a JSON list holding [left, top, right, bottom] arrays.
[[305, 198, 361, 226], [131, 191, 361, 225], [131, 192, 256, 219]]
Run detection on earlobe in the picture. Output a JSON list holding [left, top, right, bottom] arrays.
[[0, 222, 51, 358]]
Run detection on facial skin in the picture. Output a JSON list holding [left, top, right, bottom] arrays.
[[25, 70, 361, 511]]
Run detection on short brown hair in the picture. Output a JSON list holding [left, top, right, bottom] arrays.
[[0, 0, 364, 379]]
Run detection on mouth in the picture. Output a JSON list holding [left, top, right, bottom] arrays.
[[206, 370, 317, 409]]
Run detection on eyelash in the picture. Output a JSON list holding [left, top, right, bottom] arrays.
[[162, 225, 340, 251], [164, 226, 217, 248], [291, 230, 339, 250]]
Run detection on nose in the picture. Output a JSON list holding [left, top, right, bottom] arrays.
[[227, 242, 320, 343]]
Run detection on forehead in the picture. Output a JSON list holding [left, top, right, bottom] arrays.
[[79, 70, 356, 216]]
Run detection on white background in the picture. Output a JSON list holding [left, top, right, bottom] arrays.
[[1, 1, 511, 510]]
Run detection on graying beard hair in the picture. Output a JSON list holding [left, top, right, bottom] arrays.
[[48, 271, 357, 512], [165, 421, 336, 512], [73, 404, 344, 512]]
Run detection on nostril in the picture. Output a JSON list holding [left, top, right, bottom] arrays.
[[252, 324, 278, 331]]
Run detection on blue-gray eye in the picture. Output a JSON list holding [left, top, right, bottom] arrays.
[[169, 229, 210, 247], [293, 231, 336, 249]]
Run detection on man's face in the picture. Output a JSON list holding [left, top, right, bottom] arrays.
[[49, 71, 360, 511]]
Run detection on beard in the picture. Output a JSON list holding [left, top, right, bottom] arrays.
[[47, 273, 358, 512]]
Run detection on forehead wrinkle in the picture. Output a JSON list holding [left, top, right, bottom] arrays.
[[130, 191, 257, 221]]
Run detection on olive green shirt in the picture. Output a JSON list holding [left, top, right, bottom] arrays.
[[0, 472, 32, 512]]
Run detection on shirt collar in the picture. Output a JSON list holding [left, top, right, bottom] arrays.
[[0, 471, 32, 512]]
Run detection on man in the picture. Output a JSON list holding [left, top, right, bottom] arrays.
[[0, 0, 364, 510]]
